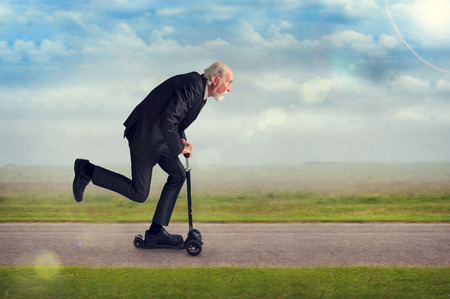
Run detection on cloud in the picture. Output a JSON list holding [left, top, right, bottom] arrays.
[[0, 3, 14, 23], [436, 79, 450, 93], [321, 30, 388, 57], [157, 5, 240, 21], [0, 41, 19, 63], [47, 10, 87, 28], [379, 34, 397, 48], [389, 75, 432, 94], [321, 0, 380, 18]]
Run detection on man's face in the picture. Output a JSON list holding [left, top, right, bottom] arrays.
[[212, 70, 233, 102]]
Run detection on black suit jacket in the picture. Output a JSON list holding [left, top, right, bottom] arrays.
[[123, 72, 207, 165]]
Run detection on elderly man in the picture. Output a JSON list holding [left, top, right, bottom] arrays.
[[73, 62, 233, 247]]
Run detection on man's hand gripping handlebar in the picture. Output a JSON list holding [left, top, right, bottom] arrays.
[[181, 138, 192, 158]]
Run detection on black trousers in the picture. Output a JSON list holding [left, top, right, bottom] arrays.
[[91, 147, 186, 226]]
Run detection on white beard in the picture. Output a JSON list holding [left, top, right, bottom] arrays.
[[212, 86, 227, 102], [213, 93, 226, 102]]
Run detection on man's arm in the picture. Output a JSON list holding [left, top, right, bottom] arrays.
[[180, 131, 187, 140], [159, 92, 189, 156]]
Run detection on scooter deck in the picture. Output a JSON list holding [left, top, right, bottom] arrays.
[[138, 243, 185, 250], [134, 234, 185, 250]]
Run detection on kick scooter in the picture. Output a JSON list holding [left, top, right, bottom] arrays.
[[133, 153, 203, 256]]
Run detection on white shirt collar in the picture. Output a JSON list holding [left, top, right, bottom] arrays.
[[204, 82, 208, 100]]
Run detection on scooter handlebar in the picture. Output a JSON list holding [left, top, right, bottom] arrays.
[[183, 153, 191, 170]]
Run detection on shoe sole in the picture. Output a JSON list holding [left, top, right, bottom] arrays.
[[73, 159, 89, 202]]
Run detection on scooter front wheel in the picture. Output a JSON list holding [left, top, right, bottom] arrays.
[[185, 239, 202, 256]]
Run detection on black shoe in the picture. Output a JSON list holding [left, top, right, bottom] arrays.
[[145, 228, 183, 246], [73, 159, 91, 202]]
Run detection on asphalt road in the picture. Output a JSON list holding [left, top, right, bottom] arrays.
[[0, 223, 448, 267]]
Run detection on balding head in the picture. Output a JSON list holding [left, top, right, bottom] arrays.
[[204, 62, 232, 85], [204, 62, 233, 102]]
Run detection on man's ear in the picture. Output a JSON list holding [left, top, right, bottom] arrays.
[[212, 74, 219, 86]]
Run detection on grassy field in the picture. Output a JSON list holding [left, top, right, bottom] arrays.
[[1, 266, 449, 298], [1, 162, 449, 222]]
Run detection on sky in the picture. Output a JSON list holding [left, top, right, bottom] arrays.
[[1, 0, 450, 166]]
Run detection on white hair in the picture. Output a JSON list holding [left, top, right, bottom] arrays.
[[204, 62, 228, 85]]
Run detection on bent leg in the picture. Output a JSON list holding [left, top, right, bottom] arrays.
[[152, 149, 186, 226], [91, 152, 153, 203]]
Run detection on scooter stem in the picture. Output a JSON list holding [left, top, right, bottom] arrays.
[[183, 153, 191, 171], [183, 153, 193, 231]]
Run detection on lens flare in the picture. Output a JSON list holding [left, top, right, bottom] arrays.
[[33, 251, 61, 280], [385, 0, 450, 74]]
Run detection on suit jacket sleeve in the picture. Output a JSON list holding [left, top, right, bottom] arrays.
[[159, 90, 189, 155]]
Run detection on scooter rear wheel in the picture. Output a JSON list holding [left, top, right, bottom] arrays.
[[133, 235, 145, 248], [185, 239, 202, 256]]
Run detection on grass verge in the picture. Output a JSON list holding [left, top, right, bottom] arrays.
[[1, 163, 449, 223], [1, 266, 449, 298], [0, 192, 449, 222]]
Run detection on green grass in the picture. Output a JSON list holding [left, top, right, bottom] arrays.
[[1, 266, 448, 298], [0, 191, 449, 222], [1, 163, 450, 222]]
